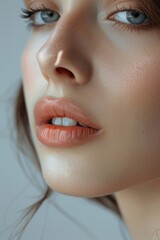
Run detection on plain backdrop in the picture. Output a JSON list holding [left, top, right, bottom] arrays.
[[0, 0, 131, 239]]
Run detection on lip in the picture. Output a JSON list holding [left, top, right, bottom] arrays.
[[34, 96, 103, 147]]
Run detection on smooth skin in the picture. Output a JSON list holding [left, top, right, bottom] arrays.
[[21, 0, 160, 239]]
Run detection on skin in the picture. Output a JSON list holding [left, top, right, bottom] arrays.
[[21, 0, 160, 239]]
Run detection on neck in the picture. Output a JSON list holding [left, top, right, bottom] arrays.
[[115, 177, 160, 240]]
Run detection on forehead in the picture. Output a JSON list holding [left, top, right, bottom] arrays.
[[23, 0, 120, 6], [23, 0, 144, 13]]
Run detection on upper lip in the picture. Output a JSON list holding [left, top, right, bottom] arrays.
[[34, 96, 102, 130]]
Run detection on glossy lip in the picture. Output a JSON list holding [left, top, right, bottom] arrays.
[[34, 96, 104, 147]]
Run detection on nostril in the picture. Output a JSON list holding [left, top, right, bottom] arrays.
[[56, 67, 74, 78]]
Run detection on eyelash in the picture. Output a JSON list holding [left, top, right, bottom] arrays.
[[20, 3, 153, 33], [109, 5, 153, 33], [20, 4, 52, 31]]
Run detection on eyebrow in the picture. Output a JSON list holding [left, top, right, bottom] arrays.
[[23, 0, 119, 5]]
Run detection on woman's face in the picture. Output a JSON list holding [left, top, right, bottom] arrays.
[[22, 0, 160, 197]]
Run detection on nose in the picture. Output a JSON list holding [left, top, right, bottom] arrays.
[[36, 11, 93, 86]]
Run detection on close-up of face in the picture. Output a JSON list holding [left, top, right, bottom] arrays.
[[21, 0, 160, 198]]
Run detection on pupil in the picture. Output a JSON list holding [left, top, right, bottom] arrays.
[[48, 12, 54, 17], [41, 11, 54, 22], [132, 11, 140, 18], [127, 10, 146, 24]]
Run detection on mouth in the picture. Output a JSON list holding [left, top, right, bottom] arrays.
[[34, 96, 104, 147]]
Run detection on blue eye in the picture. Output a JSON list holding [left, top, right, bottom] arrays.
[[20, 7, 61, 29], [33, 10, 60, 25], [106, 5, 153, 33], [113, 10, 149, 25]]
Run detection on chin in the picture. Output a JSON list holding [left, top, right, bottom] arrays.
[[42, 173, 118, 198]]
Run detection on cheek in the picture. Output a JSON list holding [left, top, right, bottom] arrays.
[[95, 44, 160, 184], [99, 30, 160, 119], [21, 33, 50, 95], [21, 47, 38, 94], [21, 42, 47, 112], [117, 54, 160, 176], [121, 53, 160, 120], [21, 44, 45, 141]]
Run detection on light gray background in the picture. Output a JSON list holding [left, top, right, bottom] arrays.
[[0, 1, 131, 239]]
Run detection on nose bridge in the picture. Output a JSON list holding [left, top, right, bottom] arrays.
[[38, 5, 94, 56], [36, 7, 94, 84]]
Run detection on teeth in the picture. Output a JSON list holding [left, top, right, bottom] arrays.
[[51, 117, 89, 127], [51, 117, 77, 126]]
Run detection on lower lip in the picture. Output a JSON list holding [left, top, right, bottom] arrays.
[[35, 124, 103, 147]]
